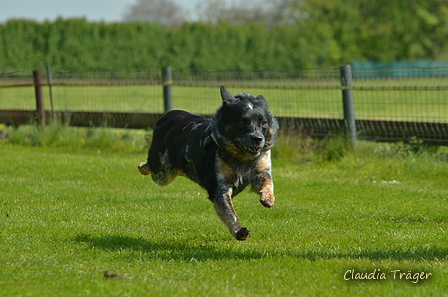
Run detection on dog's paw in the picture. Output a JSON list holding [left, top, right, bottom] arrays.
[[234, 227, 251, 241], [260, 199, 274, 208], [138, 162, 151, 175], [260, 191, 275, 208]]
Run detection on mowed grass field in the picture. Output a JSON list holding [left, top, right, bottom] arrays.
[[1, 79, 448, 121], [1, 126, 448, 296]]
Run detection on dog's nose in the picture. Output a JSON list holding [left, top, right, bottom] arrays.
[[251, 135, 263, 145]]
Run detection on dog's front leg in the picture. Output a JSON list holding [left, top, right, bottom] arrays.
[[213, 187, 251, 241], [252, 173, 275, 208]]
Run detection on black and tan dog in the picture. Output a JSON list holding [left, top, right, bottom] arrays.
[[138, 85, 278, 240]]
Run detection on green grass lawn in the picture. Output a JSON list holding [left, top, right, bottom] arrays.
[[1, 127, 448, 296]]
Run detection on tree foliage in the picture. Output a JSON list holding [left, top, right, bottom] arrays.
[[0, 0, 447, 70], [196, 0, 294, 29], [122, 0, 186, 26], [295, 0, 448, 62]]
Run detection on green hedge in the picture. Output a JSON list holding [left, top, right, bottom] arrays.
[[0, 19, 342, 70], [0, 18, 446, 71]]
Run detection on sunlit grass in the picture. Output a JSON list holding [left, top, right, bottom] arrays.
[[1, 126, 448, 296]]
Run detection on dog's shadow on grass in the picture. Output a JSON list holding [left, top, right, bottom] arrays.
[[72, 233, 448, 262], [72, 233, 266, 261]]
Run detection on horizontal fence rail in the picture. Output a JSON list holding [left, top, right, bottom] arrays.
[[1, 66, 447, 145]]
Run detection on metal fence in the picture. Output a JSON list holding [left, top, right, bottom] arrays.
[[1, 66, 447, 145]]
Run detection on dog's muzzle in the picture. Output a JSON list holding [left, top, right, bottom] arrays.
[[240, 133, 265, 157]]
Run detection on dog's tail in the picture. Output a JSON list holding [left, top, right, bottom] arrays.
[[138, 162, 151, 175]]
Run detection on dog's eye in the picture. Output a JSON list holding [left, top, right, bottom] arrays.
[[261, 120, 268, 126], [239, 119, 249, 126]]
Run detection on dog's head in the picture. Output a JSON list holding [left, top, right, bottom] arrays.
[[212, 85, 278, 162]]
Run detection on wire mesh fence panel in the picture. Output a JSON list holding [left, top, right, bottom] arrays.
[[352, 67, 448, 122], [351, 67, 448, 143], [0, 70, 164, 113], [1, 67, 448, 144], [354, 88, 448, 122], [169, 86, 343, 118], [0, 70, 35, 110], [171, 68, 343, 118], [171, 86, 220, 115], [48, 85, 163, 112], [0, 87, 36, 110], [48, 70, 164, 113]]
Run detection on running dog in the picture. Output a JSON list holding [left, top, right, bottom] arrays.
[[138, 85, 278, 240]]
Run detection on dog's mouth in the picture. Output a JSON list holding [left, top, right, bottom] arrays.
[[244, 146, 261, 156]]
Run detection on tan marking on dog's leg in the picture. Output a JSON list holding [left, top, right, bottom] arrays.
[[259, 181, 275, 208], [213, 188, 251, 241], [252, 174, 275, 207], [138, 162, 151, 175], [252, 151, 275, 207]]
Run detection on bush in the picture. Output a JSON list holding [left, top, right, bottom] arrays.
[[0, 19, 338, 70], [4, 122, 150, 153]]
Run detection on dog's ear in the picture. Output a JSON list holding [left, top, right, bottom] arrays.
[[256, 95, 268, 106], [220, 85, 239, 105]]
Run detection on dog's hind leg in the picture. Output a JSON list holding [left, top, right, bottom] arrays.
[[213, 188, 251, 241], [138, 161, 178, 186], [138, 162, 151, 175]]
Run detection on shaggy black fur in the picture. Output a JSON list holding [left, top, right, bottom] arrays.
[[138, 85, 278, 240]]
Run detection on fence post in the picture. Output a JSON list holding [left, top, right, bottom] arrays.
[[162, 66, 172, 113], [340, 64, 356, 149], [33, 70, 46, 128], [46, 65, 56, 122]]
